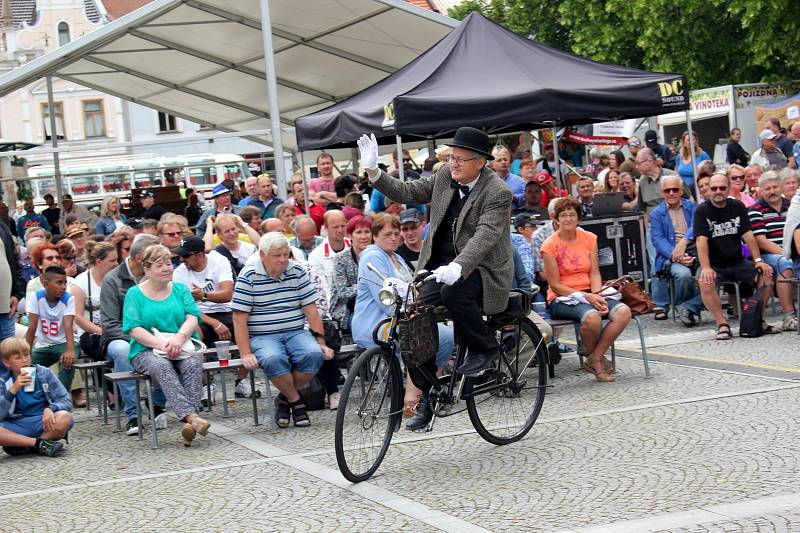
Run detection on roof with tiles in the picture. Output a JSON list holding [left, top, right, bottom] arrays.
[[101, 0, 152, 20], [0, 0, 38, 28]]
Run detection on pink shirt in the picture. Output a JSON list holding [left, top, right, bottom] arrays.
[[308, 177, 335, 194]]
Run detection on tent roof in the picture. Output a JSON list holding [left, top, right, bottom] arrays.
[[296, 12, 689, 151], [0, 0, 456, 151]]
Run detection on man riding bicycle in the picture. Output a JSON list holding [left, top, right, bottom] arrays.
[[358, 128, 514, 429]]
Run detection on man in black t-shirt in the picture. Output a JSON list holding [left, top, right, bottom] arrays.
[[694, 173, 774, 339]]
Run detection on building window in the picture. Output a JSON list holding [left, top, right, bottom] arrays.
[[42, 102, 65, 141], [57, 22, 71, 46], [82, 100, 106, 138], [157, 112, 178, 133]]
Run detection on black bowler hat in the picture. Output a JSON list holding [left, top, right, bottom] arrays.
[[448, 127, 494, 160]]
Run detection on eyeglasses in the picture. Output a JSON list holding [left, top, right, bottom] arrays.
[[628, 141, 642, 146], [62, 255, 76, 262], [400, 225, 419, 231], [729, 175, 745, 181], [161, 231, 181, 237], [709, 186, 729, 192], [447, 155, 479, 165], [43, 254, 61, 261], [402, 158, 411, 163], [662, 188, 681, 194]]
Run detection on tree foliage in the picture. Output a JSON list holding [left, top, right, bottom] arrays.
[[448, 0, 800, 91]]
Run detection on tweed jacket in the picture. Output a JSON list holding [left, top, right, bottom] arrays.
[[372, 164, 513, 315]]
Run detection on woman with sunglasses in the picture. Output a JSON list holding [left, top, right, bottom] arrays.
[[726, 164, 755, 208]]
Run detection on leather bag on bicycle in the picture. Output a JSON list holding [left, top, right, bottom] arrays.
[[398, 305, 439, 367]]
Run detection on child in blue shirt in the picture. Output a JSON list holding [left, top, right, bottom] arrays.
[[0, 337, 73, 457]]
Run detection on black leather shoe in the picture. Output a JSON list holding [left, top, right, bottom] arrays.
[[406, 395, 433, 431], [457, 351, 498, 376]]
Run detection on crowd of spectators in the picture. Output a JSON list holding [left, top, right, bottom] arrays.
[[1, 124, 800, 456]]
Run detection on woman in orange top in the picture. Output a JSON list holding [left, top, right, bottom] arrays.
[[541, 198, 631, 382]]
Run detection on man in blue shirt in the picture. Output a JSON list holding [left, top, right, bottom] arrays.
[[491, 146, 525, 210]]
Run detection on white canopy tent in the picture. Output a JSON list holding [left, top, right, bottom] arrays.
[[0, 0, 456, 200]]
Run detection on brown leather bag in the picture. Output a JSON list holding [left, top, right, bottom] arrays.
[[398, 305, 439, 367], [597, 275, 656, 315]]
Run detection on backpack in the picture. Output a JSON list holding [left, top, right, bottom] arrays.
[[739, 283, 766, 338], [214, 244, 245, 278]]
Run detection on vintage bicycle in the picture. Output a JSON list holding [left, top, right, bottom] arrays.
[[334, 266, 549, 482]]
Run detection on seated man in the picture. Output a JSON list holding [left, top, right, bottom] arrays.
[[513, 181, 549, 219], [650, 175, 704, 325], [233, 232, 333, 428], [576, 176, 595, 218], [748, 171, 797, 331], [695, 173, 775, 340], [0, 337, 72, 457]]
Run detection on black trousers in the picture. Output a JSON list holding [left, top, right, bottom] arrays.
[[199, 312, 234, 354], [421, 269, 498, 355]]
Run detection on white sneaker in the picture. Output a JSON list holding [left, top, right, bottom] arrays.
[[235, 379, 254, 398], [782, 314, 798, 332], [201, 384, 216, 407], [154, 412, 168, 430], [328, 392, 340, 411]]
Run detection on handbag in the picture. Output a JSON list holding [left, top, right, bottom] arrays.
[[739, 275, 765, 338], [323, 319, 342, 353], [398, 305, 439, 367], [152, 329, 207, 359], [298, 375, 326, 411], [79, 276, 105, 362], [597, 275, 656, 315]]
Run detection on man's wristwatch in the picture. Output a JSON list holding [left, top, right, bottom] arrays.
[[310, 330, 325, 340], [754, 257, 764, 263]]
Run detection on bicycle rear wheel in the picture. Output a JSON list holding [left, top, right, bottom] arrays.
[[334, 347, 402, 482], [466, 318, 548, 445]]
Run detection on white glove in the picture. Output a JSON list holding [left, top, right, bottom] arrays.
[[432, 262, 462, 286], [383, 277, 409, 300], [357, 133, 379, 171]]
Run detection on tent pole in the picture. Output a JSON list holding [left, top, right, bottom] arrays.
[[551, 125, 565, 192], [298, 150, 310, 216], [351, 147, 359, 176], [396, 134, 405, 181], [685, 109, 700, 200], [46, 76, 63, 207], [258, 0, 287, 200]]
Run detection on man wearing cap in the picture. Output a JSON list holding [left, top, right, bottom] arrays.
[[125, 217, 144, 235], [195, 183, 242, 236], [397, 208, 424, 270], [764, 118, 795, 168], [513, 181, 548, 219], [132, 190, 165, 221], [619, 136, 642, 178], [58, 194, 97, 232], [751, 129, 789, 170], [358, 127, 513, 378], [511, 214, 535, 283], [535, 143, 569, 184], [491, 146, 526, 210]]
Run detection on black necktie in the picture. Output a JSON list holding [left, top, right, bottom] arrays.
[[449, 180, 470, 196]]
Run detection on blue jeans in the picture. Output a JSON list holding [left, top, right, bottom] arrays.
[[761, 253, 795, 278], [251, 330, 324, 379], [549, 297, 626, 324], [0, 313, 15, 344], [106, 340, 166, 421], [651, 262, 703, 314]]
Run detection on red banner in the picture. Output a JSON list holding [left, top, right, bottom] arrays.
[[563, 129, 627, 146]]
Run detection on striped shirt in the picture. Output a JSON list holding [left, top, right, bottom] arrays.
[[748, 197, 789, 247], [231, 259, 317, 335]]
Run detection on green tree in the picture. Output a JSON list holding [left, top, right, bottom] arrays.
[[448, 0, 800, 91]]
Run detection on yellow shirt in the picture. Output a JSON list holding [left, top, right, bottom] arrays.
[[211, 232, 254, 247]]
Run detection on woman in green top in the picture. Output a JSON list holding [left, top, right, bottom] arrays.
[[122, 245, 210, 447]]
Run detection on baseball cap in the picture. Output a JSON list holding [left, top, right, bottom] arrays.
[[172, 236, 205, 257], [645, 130, 658, 143], [138, 189, 155, 199], [534, 171, 554, 186], [210, 183, 232, 198], [125, 217, 143, 229], [758, 129, 777, 141], [62, 193, 73, 200], [399, 208, 423, 225], [513, 213, 537, 228]]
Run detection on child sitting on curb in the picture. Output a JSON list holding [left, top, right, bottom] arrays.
[[0, 337, 73, 457]]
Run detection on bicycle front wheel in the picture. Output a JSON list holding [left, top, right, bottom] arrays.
[[466, 318, 548, 445], [334, 347, 402, 482]]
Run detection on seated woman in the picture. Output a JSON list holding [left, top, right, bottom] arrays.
[[541, 198, 631, 383], [122, 244, 209, 447], [330, 215, 373, 334], [352, 214, 454, 430], [95, 197, 126, 236], [785, 193, 800, 272]]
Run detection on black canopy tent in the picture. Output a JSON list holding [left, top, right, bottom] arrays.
[[295, 12, 690, 152]]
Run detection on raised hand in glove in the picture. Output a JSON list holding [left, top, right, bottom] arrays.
[[432, 262, 462, 286], [357, 133, 379, 171]]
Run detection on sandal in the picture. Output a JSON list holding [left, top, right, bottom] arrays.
[[760, 323, 781, 335], [290, 400, 310, 427], [715, 323, 732, 340], [275, 394, 291, 428], [181, 423, 196, 447], [654, 309, 669, 321], [582, 359, 615, 382], [192, 416, 210, 436], [403, 393, 421, 418]]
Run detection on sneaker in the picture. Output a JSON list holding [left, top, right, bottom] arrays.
[[201, 384, 216, 408], [679, 306, 696, 327], [328, 392, 340, 410], [126, 418, 139, 436], [3, 446, 35, 456], [235, 379, 261, 398], [154, 412, 168, 430], [782, 314, 798, 332], [37, 439, 64, 457]]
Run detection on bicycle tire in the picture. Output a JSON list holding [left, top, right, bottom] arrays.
[[466, 317, 548, 445], [334, 347, 402, 482]]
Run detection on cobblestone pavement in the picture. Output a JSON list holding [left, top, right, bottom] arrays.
[[2, 320, 799, 532]]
